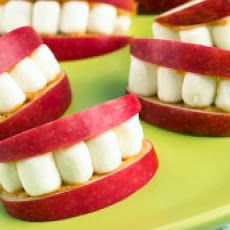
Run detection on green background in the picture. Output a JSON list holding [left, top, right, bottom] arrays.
[[1, 16, 230, 230]]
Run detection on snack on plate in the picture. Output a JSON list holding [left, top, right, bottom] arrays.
[[137, 0, 190, 14], [128, 39, 230, 136], [0, 0, 136, 60], [0, 26, 71, 141], [0, 94, 158, 222], [154, 0, 230, 49]]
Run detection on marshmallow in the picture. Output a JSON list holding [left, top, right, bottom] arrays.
[[215, 80, 230, 112], [32, 1, 61, 34], [212, 18, 230, 50], [31, 45, 60, 82], [0, 5, 4, 34], [60, 1, 89, 34], [157, 67, 184, 103], [87, 130, 122, 173], [0, 72, 26, 113], [0, 162, 23, 193], [128, 56, 157, 96], [1, 0, 32, 33], [17, 153, 61, 197], [10, 57, 47, 93], [179, 26, 213, 46], [114, 15, 131, 35], [152, 22, 179, 40], [55, 142, 93, 184], [88, 4, 117, 35], [182, 72, 216, 107], [113, 114, 143, 158]]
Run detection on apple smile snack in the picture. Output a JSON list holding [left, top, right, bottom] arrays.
[[0, 94, 158, 222], [137, 0, 190, 14], [0, 26, 71, 141], [153, 0, 230, 49], [0, 0, 135, 61], [128, 38, 230, 136]]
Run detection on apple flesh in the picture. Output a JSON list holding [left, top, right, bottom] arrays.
[[131, 39, 230, 78], [0, 94, 140, 162], [156, 0, 230, 26], [137, 0, 189, 14], [0, 72, 71, 141], [136, 95, 230, 136], [0, 26, 42, 73], [43, 35, 132, 61], [0, 140, 158, 222]]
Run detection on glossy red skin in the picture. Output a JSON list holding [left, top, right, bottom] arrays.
[[0, 27, 42, 73], [137, 96, 230, 136], [43, 36, 132, 61], [89, 0, 136, 12], [1, 140, 158, 222], [0, 73, 71, 141], [131, 39, 230, 78], [156, 0, 230, 26], [138, 0, 189, 14], [0, 94, 141, 162]]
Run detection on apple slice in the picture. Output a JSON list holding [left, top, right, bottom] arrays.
[[0, 140, 157, 222], [0, 26, 71, 140], [0, 94, 140, 162], [137, 0, 189, 14], [156, 0, 230, 26], [43, 35, 132, 61], [131, 39, 230, 78]]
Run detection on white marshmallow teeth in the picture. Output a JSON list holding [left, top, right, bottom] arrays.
[[114, 115, 144, 158], [55, 142, 93, 184], [0, 162, 23, 193], [128, 56, 157, 96], [182, 72, 217, 108], [88, 4, 117, 35], [87, 130, 122, 173], [179, 26, 213, 46], [152, 22, 179, 40], [31, 45, 61, 82], [215, 80, 230, 112], [114, 15, 131, 35], [157, 67, 184, 103], [0, 73, 26, 113], [212, 18, 230, 50], [33, 1, 61, 35], [1, 0, 32, 33], [60, 1, 89, 34], [10, 57, 47, 93], [17, 153, 61, 197]]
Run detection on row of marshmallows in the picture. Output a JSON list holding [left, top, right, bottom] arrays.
[[0, 0, 131, 36], [128, 56, 230, 112], [0, 44, 60, 114], [0, 114, 143, 197], [153, 18, 230, 50]]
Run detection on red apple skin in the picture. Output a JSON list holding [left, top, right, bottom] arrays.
[[138, 0, 189, 14], [0, 140, 158, 222], [0, 26, 42, 73], [0, 72, 71, 141], [89, 0, 136, 12], [137, 96, 230, 136], [156, 0, 230, 26], [0, 94, 141, 162], [131, 39, 230, 78], [43, 36, 132, 61]]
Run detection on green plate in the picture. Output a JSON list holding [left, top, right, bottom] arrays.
[[1, 16, 230, 230]]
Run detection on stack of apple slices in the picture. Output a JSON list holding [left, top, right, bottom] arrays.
[[0, 0, 135, 60], [153, 0, 230, 49], [128, 39, 230, 136], [0, 26, 71, 141], [0, 94, 158, 221]]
